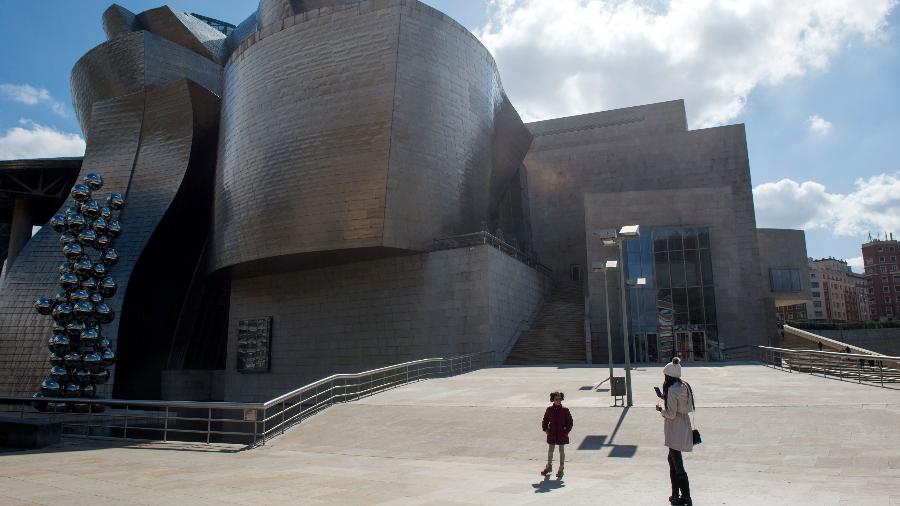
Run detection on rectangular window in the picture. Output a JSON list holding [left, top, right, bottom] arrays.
[[866, 258, 874, 265], [812, 291, 821, 297], [770, 268, 802, 292], [881, 266, 888, 273], [885, 286, 891, 293], [813, 301, 822, 307], [880, 257, 885, 262], [811, 281, 820, 288]]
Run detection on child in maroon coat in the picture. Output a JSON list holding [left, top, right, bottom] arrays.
[[541, 391, 573, 478]]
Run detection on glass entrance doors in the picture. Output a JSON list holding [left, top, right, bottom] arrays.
[[675, 331, 707, 361], [632, 333, 660, 363]]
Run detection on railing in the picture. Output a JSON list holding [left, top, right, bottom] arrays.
[[758, 346, 900, 388], [0, 351, 495, 448], [432, 231, 552, 276]]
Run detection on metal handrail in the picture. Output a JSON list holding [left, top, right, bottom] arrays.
[[0, 351, 495, 448], [757, 345, 900, 388], [432, 231, 552, 276]]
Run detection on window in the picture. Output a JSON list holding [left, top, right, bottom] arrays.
[[892, 265, 898, 272], [813, 301, 822, 307], [878, 247, 884, 252], [770, 268, 802, 292], [810, 273, 816, 278], [812, 291, 821, 297], [883, 276, 889, 283], [811, 281, 820, 288], [866, 267, 874, 273], [866, 257, 874, 265], [569, 264, 581, 282], [884, 286, 891, 293], [893, 256, 897, 262], [881, 266, 888, 273], [880, 257, 885, 262]]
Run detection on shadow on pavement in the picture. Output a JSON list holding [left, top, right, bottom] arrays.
[[532, 475, 566, 493], [576, 407, 639, 458]]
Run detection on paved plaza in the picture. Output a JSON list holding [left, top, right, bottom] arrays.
[[1, 363, 899, 505]]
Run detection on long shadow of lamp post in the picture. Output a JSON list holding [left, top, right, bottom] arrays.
[[592, 225, 640, 407]]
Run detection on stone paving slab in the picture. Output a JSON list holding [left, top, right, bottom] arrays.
[[1, 364, 899, 505]]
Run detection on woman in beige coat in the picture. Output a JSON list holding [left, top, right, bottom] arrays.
[[655, 357, 694, 506]]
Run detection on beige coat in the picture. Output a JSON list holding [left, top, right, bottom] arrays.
[[660, 382, 694, 452]]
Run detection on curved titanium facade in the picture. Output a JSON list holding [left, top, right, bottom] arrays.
[[0, 7, 223, 398], [211, 0, 531, 273]]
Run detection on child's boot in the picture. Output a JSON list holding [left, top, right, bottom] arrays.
[[541, 464, 552, 476]]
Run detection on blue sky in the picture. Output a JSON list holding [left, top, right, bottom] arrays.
[[1, 0, 898, 271]]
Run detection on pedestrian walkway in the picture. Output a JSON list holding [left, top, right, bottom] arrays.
[[1, 363, 899, 505]]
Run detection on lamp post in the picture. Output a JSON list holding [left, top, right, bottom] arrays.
[[592, 225, 640, 407], [591, 259, 618, 384]]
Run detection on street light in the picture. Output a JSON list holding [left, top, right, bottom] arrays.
[[591, 259, 618, 385], [592, 225, 640, 407]]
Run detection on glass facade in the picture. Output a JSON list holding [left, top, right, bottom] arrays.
[[623, 227, 720, 362]]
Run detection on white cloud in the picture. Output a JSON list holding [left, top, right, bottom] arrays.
[[807, 114, 833, 135], [847, 256, 864, 273], [477, 0, 897, 127], [0, 119, 85, 160], [0, 83, 69, 118], [753, 173, 900, 237]]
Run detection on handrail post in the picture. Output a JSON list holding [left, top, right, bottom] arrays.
[[124, 405, 129, 439], [282, 401, 286, 434], [163, 407, 169, 442], [206, 408, 212, 444], [262, 408, 267, 445], [88, 402, 93, 438]]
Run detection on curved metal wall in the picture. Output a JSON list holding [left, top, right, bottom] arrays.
[[211, 0, 531, 272], [0, 23, 223, 397]]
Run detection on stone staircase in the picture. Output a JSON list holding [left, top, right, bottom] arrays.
[[505, 281, 586, 364]]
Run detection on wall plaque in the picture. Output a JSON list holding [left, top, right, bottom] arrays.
[[237, 317, 272, 373]]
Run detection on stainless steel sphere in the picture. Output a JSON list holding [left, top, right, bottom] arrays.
[[80, 328, 100, 344], [58, 261, 73, 275], [49, 352, 65, 367], [64, 321, 86, 338], [34, 298, 53, 315], [73, 301, 95, 321], [92, 263, 107, 278], [101, 248, 119, 265], [77, 229, 97, 247], [106, 192, 125, 210], [95, 303, 114, 324], [59, 272, 80, 290], [74, 368, 92, 385], [63, 205, 80, 217], [40, 378, 61, 397], [99, 337, 112, 350], [59, 232, 77, 245], [69, 289, 90, 303], [81, 277, 98, 292], [63, 381, 81, 398], [50, 213, 67, 233], [100, 206, 112, 220], [48, 334, 70, 354], [62, 242, 84, 260], [89, 292, 104, 305], [101, 349, 116, 366], [74, 257, 93, 275], [64, 351, 83, 368], [107, 220, 122, 238], [80, 199, 101, 219], [92, 368, 110, 384], [65, 213, 87, 231], [81, 383, 97, 398], [84, 173, 103, 191], [83, 352, 102, 372], [70, 183, 91, 202], [95, 234, 111, 249], [91, 217, 108, 234], [51, 303, 73, 323], [49, 365, 68, 382], [98, 277, 117, 297]]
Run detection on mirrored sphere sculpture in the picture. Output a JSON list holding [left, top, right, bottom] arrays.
[[33, 172, 124, 407]]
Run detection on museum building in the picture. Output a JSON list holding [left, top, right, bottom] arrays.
[[0, 0, 808, 402]]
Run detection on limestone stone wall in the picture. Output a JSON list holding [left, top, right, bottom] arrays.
[[222, 245, 547, 401]]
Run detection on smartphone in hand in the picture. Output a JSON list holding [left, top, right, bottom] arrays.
[[654, 386, 663, 399]]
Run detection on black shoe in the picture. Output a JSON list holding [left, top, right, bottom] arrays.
[[676, 473, 692, 505], [669, 495, 680, 505]]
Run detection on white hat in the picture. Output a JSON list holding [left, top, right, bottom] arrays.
[[663, 359, 682, 378]]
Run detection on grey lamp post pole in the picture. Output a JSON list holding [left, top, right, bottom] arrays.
[[619, 239, 633, 407], [603, 267, 614, 383]]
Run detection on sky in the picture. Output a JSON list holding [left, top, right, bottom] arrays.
[[1, 0, 898, 272]]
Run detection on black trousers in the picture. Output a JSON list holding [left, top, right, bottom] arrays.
[[668, 448, 686, 475]]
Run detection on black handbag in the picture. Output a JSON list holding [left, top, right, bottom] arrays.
[[687, 383, 702, 445]]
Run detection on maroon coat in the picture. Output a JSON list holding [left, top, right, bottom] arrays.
[[542, 405, 573, 444]]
